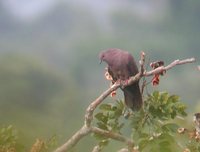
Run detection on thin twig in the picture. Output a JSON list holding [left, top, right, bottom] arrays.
[[144, 58, 195, 76]]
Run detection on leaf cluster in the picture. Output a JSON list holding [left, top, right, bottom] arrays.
[[0, 125, 23, 152], [30, 135, 58, 152], [186, 138, 200, 152], [94, 91, 189, 152], [93, 100, 125, 148], [130, 91, 187, 152], [0, 125, 58, 152]]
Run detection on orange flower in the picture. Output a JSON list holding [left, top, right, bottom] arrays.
[[152, 74, 160, 86], [110, 91, 116, 97], [150, 61, 165, 86]]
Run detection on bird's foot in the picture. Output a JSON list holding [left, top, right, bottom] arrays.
[[116, 79, 129, 89]]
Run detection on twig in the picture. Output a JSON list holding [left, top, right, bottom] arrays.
[[144, 58, 195, 76], [91, 127, 134, 148], [54, 53, 195, 152]]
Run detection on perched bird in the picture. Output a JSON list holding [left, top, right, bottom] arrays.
[[99, 48, 143, 110]]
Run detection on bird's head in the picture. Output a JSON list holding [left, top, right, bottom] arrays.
[[99, 48, 118, 64], [99, 51, 106, 64]]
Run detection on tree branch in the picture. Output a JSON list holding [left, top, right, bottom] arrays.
[[54, 125, 91, 152], [85, 83, 120, 127], [144, 58, 195, 76], [91, 127, 134, 148], [54, 52, 195, 152]]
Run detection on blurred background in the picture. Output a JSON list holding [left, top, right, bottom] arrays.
[[0, 0, 199, 151]]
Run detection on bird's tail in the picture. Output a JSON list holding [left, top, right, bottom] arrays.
[[123, 82, 143, 111]]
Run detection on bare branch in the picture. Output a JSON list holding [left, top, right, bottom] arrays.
[[144, 58, 195, 76]]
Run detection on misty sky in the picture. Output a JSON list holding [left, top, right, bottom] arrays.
[[1, 0, 169, 23]]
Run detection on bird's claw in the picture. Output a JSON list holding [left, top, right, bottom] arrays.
[[117, 79, 129, 89]]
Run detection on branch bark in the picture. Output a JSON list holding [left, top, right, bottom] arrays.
[[54, 125, 91, 152], [54, 53, 195, 152], [91, 127, 134, 148], [144, 58, 195, 76]]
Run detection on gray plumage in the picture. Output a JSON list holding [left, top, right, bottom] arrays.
[[99, 48, 143, 110]]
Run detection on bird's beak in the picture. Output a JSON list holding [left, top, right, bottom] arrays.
[[99, 59, 102, 64]]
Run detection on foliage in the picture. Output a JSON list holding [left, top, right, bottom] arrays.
[[131, 91, 187, 152], [0, 125, 23, 152], [94, 91, 193, 152], [0, 54, 65, 108], [0, 125, 58, 152], [93, 100, 125, 148], [30, 135, 58, 152]]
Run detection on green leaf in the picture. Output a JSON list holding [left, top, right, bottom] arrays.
[[152, 91, 159, 101], [161, 123, 179, 133], [99, 139, 109, 147], [93, 132, 108, 140], [99, 104, 112, 111], [95, 113, 108, 123], [139, 139, 149, 150], [108, 111, 115, 119], [159, 140, 170, 147], [159, 147, 172, 152], [96, 122, 108, 130], [158, 133, 174, 142], [168, 95, 179, 103], [160, 92, 169, 104]]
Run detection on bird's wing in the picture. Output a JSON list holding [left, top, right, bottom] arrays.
[[127, 54, 139, 76], [107, 66, 117, 83]]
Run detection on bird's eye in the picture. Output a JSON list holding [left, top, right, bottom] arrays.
[[101, 54, 105, 59]]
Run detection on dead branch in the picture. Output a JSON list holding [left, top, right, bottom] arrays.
[[54, 52, 195, 152]]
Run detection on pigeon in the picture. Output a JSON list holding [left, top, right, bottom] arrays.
[[99, 48, 143, 110]]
